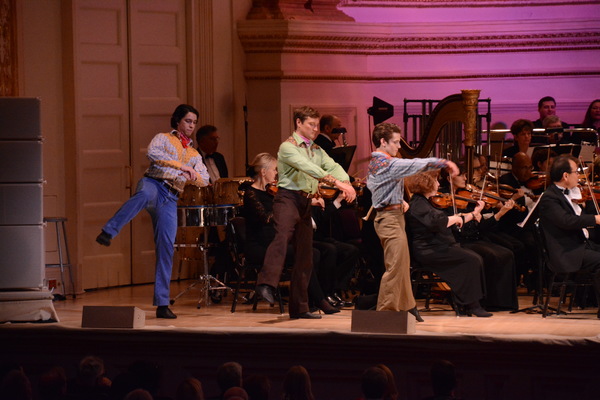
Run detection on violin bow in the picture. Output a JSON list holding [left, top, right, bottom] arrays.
[[579, 157, 600, 215], [479, 173, 488, 202]]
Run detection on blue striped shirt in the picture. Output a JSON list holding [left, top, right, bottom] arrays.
[[367, 151, 448, 209]]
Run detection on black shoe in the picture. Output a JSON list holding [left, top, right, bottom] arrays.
[[256, 284, 276, 306], [156, 306, 177, 319], [96, 231, 112, 247], [408, 307, 424, 322], [333, 293, 353, 308], [318, 299, 340, 314], [289, 312, 322, 319], [467, 307, 493, 318]]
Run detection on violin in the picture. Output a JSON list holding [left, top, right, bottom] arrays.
[[351, 180, 366, 198], [429, 192, 476, 210], [318, 184, 339, 199], [265, 181, 278, 196], [525, 172, 549, 191], [458, 185, 526, 212]]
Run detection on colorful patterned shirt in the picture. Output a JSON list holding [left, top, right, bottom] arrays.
[[145, 130, 210, 192], [367, 151, 448, 209]]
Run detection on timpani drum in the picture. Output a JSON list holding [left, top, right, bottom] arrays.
[[179, 184, 213, 206], [213, 178, 243, 205]]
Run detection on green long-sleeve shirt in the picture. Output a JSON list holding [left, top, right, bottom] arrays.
[[277, 131, 349, 194]]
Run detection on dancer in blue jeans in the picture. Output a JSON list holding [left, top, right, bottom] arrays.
[[96, 104, 209, 319]]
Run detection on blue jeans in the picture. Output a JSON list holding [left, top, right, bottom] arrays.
[[102, 177, 178, 306]]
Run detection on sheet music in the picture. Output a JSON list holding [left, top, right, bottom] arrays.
[[579, 143, 595, 164], [517, 192, 544, 228]]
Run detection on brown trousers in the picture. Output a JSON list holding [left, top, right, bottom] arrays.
[[257, 188, 313, 315], [373, 208, 416, 311]]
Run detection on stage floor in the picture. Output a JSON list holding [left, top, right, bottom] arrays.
[[2, 282, 600, 400], [46, 281, 600, 339]]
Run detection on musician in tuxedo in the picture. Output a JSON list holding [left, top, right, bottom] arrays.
[[538, 155, 600, 317], [314, 114, 342, 154], [196, 124, 228, 183]]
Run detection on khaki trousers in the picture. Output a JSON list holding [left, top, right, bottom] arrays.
[[373, 208, 416, 311]]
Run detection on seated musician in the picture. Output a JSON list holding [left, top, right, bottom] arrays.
[[311, 192, 360, 308], [543, 115, 570, 145], [405, 171, 492, 317], [438, 167, 519, 311], [498, 152, 539, 289], [242, 153, 339, 314], [538, 155, 600, 318], [502, 119, 534, 159], [531, 148, 557, 173]]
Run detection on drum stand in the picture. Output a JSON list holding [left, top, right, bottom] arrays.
[[171, 219, 233, 309]]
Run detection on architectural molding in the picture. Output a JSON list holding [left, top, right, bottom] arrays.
[[238, 18, 600, 55], [339, 0, 600, 7], [246, 0, 354, 21], [0, 0, 18, 96], [245, 71, 600, 81]]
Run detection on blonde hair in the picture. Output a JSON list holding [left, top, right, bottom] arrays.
[[248, 153, 276, 178]]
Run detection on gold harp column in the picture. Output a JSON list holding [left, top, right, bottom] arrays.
[[461, 89, 480, 183]]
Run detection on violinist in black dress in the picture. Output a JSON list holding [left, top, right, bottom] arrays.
[[405, 171, 492, 317], [439, 169, 518, 311]]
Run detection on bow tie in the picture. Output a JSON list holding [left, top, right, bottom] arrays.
[[561, 188, 570, 195]]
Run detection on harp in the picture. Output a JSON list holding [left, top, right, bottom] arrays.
[[400, 90, 481, 182]]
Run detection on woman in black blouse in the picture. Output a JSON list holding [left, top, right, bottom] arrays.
[[242, 153, 339, 314], [405, 171, 492, 317]]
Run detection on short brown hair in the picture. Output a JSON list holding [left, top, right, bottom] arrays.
[[406, 171, 438, 195], [510, 119, 533, 137], [371, 122, 401, 148], [293, 106, 320, 129]]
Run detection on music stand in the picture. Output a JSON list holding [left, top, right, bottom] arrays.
[[329, 145, 356, 172]]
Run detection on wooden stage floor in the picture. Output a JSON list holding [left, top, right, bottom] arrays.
[[47, 281, 600, 338], [2, 282, 600, 400]]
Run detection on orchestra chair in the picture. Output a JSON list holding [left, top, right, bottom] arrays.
[[406, 224, 459, 316], [535, 220, 594, 318], [227, 216, 285, 313], [410, 263, 459, 316]]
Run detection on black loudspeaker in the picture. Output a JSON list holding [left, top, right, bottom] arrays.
[[82, 306, 146, 328], [367, 97, 394, 125]]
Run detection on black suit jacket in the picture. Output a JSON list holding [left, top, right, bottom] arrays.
[[202, 151, 228, 180], [314, 134, 334, 154], [538, 184, 596, 273]]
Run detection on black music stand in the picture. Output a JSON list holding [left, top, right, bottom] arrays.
[[329, 145, 356, 172]]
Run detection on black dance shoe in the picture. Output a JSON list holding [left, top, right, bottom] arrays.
[[256, 284, 276, 306], [408, 307, 424, 322], [318, 299, 340, 314], [96, 231, 112, 247], [289, 312, 322, 319], [156, 306, 177, 319], [466, 306, 493, 318]]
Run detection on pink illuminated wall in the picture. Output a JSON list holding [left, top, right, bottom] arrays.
[[239, 0, 600, 177]]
